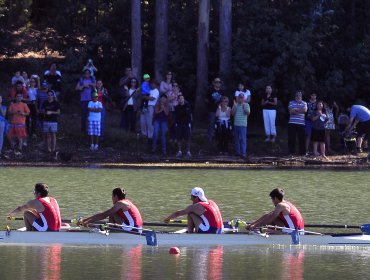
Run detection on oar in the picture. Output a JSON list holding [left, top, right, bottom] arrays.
[[263, 225, 324, 235], [144, 222, 186, 228], [82, 222, 158, 246], [305, 224, 360, 229], [6, 216, 80, 224]]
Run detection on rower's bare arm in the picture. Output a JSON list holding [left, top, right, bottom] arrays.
[[164, 205, 197, 223], [8, 199, 42, 216], [81, 204, 123, 225]]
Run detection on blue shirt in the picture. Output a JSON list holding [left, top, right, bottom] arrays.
[[141, 81, 150, 95], [350, 105, 370, 122]]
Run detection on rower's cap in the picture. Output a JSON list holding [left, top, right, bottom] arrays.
[[191, 187, 208, 202]]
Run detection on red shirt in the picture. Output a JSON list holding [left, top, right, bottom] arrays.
[[37, 197, 61, 231], [117, 199, 143, 227], [279, 201, 304, 229], [197, 200, 223, 230]]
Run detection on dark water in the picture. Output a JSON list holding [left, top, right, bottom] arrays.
[[0, 168, 370, 279]]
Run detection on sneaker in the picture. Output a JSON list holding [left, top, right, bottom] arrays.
[[264, 137, 270, 142], [271, 137, 276, 143], [176, 151, 183, 157], [356, 147, 363, 153], [186, 151, 192, 157], [94, 144, 99, 150], [90, 144, 94, 150]]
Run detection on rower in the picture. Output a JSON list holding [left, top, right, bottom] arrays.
[[246, 188, 304, 233], [8, 183, 61, 231], [164, 187, 223, 234], [80, 188, 143, 232]]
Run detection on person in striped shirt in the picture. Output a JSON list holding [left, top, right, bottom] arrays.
[[288, 91, 307, 155]]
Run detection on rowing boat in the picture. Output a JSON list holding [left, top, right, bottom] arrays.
[[1, 228, 370, 246]]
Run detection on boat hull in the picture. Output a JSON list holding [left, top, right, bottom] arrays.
[[1, 230, 370, 246]]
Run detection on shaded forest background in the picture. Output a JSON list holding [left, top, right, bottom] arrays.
[[0, 0, 370, 118]]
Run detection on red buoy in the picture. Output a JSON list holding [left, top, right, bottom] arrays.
[[169, 247, 180, 254]]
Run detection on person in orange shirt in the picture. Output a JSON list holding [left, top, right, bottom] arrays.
[[8, 93, 30, 153]]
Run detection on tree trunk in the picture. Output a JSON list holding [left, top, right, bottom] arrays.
[[194, 0, 210, 121], [219, 0, 232, 88], [131, 0, 142, 82], [154, 0, 168, 81]]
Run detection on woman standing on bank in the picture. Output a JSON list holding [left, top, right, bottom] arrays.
[[261, 85, 277, 142]]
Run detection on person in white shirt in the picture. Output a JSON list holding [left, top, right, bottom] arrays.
[[141, 80, 159, 142], [234, 83, 251, 103]]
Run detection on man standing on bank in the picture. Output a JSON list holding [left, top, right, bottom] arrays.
[[8, 183, 61, 231], [164, 187, 223, 234], [80, 188, 143, 232], [246, 188, 304, 232]]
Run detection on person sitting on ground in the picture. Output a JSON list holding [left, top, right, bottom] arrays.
[[164, 187, 223, 234], [174, 94, 193, 157], [80, 187, 143, 233], [215, 96, 232, 154], [41, 91, 60, 153], [7, 92, 30, 154], [8, 183, 61, 231], [87, 91, 103, 150], [246, 188, 304, 233], [311, 100, 329, 160], [346, 104, 370, 159]]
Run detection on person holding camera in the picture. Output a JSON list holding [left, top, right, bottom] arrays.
[[75, 69, 96, 134], [83, 59, 98, 78]]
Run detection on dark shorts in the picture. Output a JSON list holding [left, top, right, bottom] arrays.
[[357, 120, 370, 140], [32, 218, 55, 232], [305, 120, 312, 135], [198, 226, 222, 234], [311, 128, 325, 142], [176, 123, 191, 141]]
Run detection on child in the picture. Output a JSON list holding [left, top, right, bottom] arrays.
[[87, 92, 103, 150]]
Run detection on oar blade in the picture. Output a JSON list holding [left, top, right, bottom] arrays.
[[145, 231, 157, 246], [360, 224, 370, 234]]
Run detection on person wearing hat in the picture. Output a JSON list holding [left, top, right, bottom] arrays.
[[205, 78, 225, 144], [164, 187, 223, 234], [41, 89, 60, 153], [139, 74, 151, 137], [87, 91, 102, 150]]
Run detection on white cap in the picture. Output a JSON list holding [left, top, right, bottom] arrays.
[[190, 187, 208, 202]]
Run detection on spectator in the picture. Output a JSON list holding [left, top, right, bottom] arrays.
[[215, 96, 232, 154], [0, 96, 7, 157], [96, 80, 109, 137], [205, 78, 224, 144], [22, 71, 30, 88], [311, 100, 329, 160], [261, 85, 277, 143], [36, 81, 50, 134], [139, 74, 151, 136], [288, 91, 307, 156], [7, 93, 30, 154], [346, 105, 370, 158], [337, 110, 352, 153], [26, 76, 39, 139], [87, 92, 103, 150], [10, 81, 28, 102], [159, 71, 173, 96], [122, 78, 140, 133], [323, 97, 339, 154], [119, 67, 133, 96], [75, 69, 96, 134], [152, 94, 170, 155], [231, 93, 250, 158], [305, 92, 317, 155], [41, 91, 60, 153], [83, 59, 98, 78], [11, 71, 24, 85], [175, 94, 192, 157], [167, 81, 180, 141], [234, 83, 251, 103], [44, 63, 62, 101]]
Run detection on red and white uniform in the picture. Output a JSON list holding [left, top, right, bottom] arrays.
[[197, 200, 223, 233], [33, 197, 61, 231], [117, 199, 143, 231], [279, 201, 304, 230]]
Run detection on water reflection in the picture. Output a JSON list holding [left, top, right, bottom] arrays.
[[121, 245, 143, 280], [40, 245, 62, 280], [190, 246, 224, 280], [281, 249, 304, 280]]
